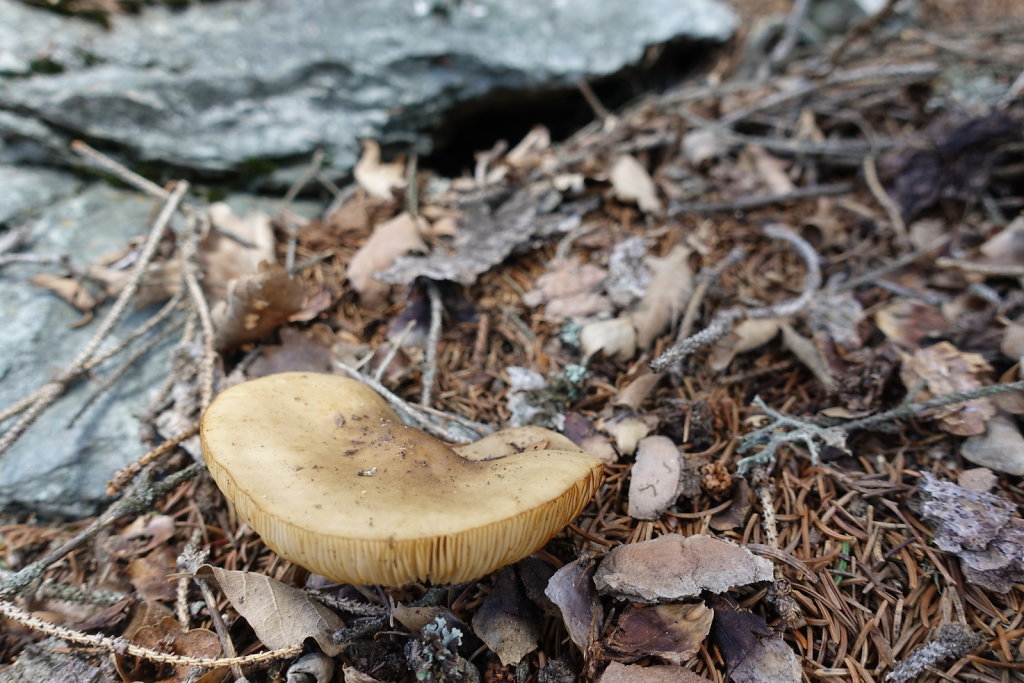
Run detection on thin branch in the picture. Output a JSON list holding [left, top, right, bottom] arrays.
[[863, 155, 907, 246], [668, 182, 853, 216], [178, 214, 217, 411], [107, 422, 200, 496], [421, 280, 444, 409]]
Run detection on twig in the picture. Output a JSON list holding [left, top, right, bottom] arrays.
[[651, 224, 821, 371], [281, 149, 325, 207], [936, 257, 1024, 278], [335, 360, 486, 443], [839, 235, 950, 291], [768, 0, 811, 69], [577, 77, 613, 123], [0, 463, 203, 598], [405, 153, 420, 216], [826, 0, 901, 66], [736, 380, 1024, 473], [70, 140, 172, 202], [374, 319, 416, 384], [668, 182, 853, 216], [421, 280, 444, 409], [107, 422, 200, 496], [677, 246, 747, 343], [863, 155, 907, 246], [0, 181, 189, 458], [308, 590, 389, 617], [0, 598, 302, 666], [179, 214, 217, 410], [0, 570, 126, 607]]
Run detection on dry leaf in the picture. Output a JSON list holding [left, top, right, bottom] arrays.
[[118, 616, 221, 683], [612, 372, 663, 412], [247, 324, 338, 378], [628, 436, 681, 520], [30, 272, 97, 317], [961, 414, 1024, 475], [610, 155, 663, 215], [199, 565, 346, 655], [212, 262, 305, 350], [110, 515, 176, 558], [681, 129, 728, 167], [127, 546, 177, 602], [471, 569, 539, 666], [899, 341, 995, 436], [748, 145, 795, 194], [393, 605, 446, 633], [780, 322, 837, 393], [203, 202, 277, 294], [876, 299, 948, 349], [708, 319, 781, 371], [286, 652, 335, 683], [604, 415, 657, 457], [600, 661, 711, 682], [807, 290, 863, 350], [959, 467, 997, 493], [342, 666, 383, 682], [544, 558, 602, 654], [918, 474, 1024, 593], [594, 534, 774, 602], [581, 318, 637, 361], [347, 212, 428, 306], [629, 246, 693, 349], [710, 601, 801, 683], [353, 139, 406, 199], [602, 602, 713, 665], [1001, 321, 1024, 361], [523, 257, 611, 320]]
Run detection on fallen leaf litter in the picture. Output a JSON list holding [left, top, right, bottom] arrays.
[[2, 5, 1024, 682]]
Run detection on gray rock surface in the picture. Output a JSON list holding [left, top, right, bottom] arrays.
[[0, 0, 736, 180], [0, 170, 318, 516]]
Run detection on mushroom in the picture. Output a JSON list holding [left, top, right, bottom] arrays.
[[200, 372, 603, 586]]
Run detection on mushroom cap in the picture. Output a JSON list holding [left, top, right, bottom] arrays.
[[200, 372, 603, 585]]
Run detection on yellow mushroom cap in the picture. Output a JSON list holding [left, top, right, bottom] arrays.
[[200, 372, 603, 586]]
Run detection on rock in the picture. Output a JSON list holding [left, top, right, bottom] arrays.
[[0, 0, 737, 182], [961, 414, 1024, 476], [0, 173, 319, 516]]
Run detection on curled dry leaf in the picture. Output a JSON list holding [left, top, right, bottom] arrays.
[[709, 600, 801, 683], [198, 565, 346, 656], [875, 299, 948, 349], [544, 557, 602, 654], [594, 534, 774, 602], [961, 414, 1024, 475], [602, 602, 713, 665], [286, 652, 335, 683], [682, 128, 728, 167], [612, 372, 663, 412], [628, 436, 681, 520], [899, 341, 995, 436], [747, 145, 795, 195], [354, 139, 406, 199], [600, 661, 712, 683], [780, 322, 837, 393], [117, 616, 221, 683], [347, 212, 428, 306], [246, 323, 337, 378], [708, 318, 781, 371], [204, 202, 276, 293], [212, 262, 305, 350], [919, 474, 1024, 593], [127, 546, 177, 603], [523, 257, 611, 320], [471, 569, 539, 666], [581, 246, 693, 360], [30, 272, 97, 319], [110, 515, 176, 558], [610, 155, 663, 215], [603, 414, 658, 457]]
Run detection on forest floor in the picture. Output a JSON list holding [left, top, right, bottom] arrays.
[[3, 2, 1024, 682]]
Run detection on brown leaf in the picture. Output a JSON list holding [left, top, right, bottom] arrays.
[[612, 372, 663, 412], [594, 535, 774, 602], [919, 474, 1024, 593], [747, 145, 795, 195], [110, 515, 177, 558], [212, 262, 305, 350], [199, 565, 346, 655], [961, 414, 1024, 475], [30, 272, 97, 318], [599, 661, 711, 682], [780, 323, 836, 393], [544, 557, 602, 654], [119, 616, 221, 683], [353, 139, 406, 200], [602, 602, 713, 665], [630, 246, 693, 349], [202, 202, 276, 295], [581, 318, 637, 361], [347, 212, 428, 306], [471, 569, 539, 666], [603, 414, 657, 457], [627, 436, 681, 520], [610, 155, 663, 215], [708, 319, 781, 371], [876, 299, 948, 349], [127, 546, 178, 602], [899, 341, 995, 436], [393, 605, 446, 633], [709, 600, 801, 683], [523, 257, 611, 320], [247, 324, 338, 378]]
